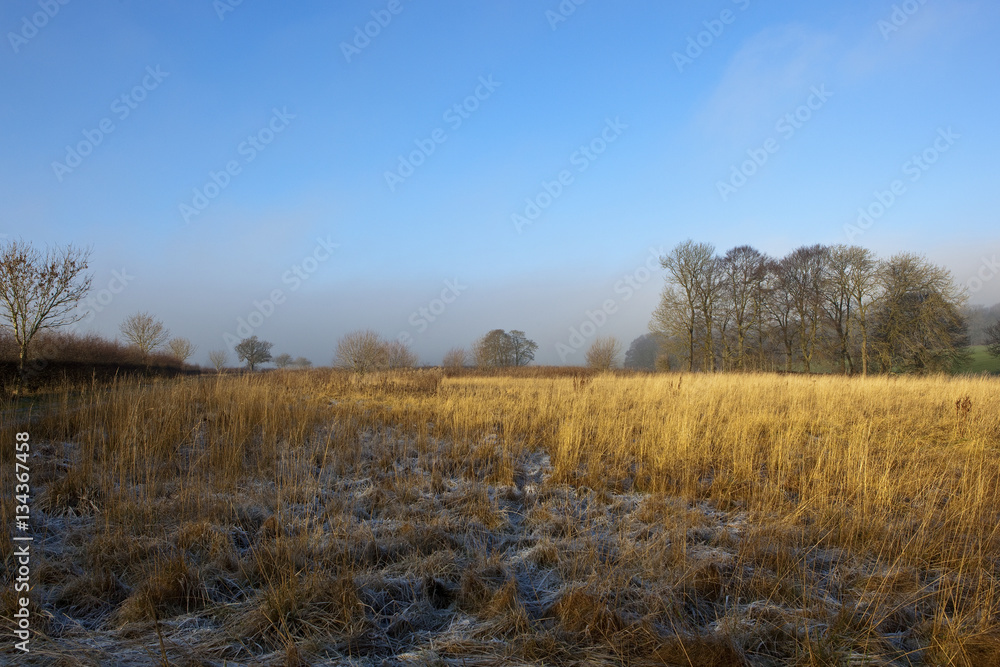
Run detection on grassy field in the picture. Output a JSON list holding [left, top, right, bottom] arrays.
[[958, 346, 1000, 374], [3, 370, 1000, 665]]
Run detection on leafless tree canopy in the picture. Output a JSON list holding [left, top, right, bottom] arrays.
[[273, 353, 294, 369], [652, 241, 969, 375], [120, 312, 170, 361], [167, 337, 197, 364], [443, 347, 468, 371], [473, 329, 537, 368], [0, 239, 92, 388], [235, 336, 273, 372], [336, 330, 389, 373], [386, 339, 418, 369], [208, 349, 229, 373], [585, 336, 622, 371], [293, 356, 312, 369]]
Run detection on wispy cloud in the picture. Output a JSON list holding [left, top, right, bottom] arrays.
[[697, 24, 837, 143]]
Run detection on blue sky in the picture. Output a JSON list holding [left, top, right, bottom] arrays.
[[2, 0, 998, 365]]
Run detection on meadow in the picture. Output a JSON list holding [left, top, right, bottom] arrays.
[[2, 370, 1000, 666], [959, 346, 1000, 375]]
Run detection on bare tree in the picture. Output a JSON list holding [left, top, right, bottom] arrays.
[[843, 247, 881, 376], [273, 353, 294, 369], [656, 241, 715, 371], [208, 349, 229, 373], [473, 329, 514, 368], [585, 336, 622, 371], [763, 260, 798, 372], [120, 312, 170, 362], [0, 239, 92, 393], [235, 335, 273, 372], [473, 330, 537, 368], [782, 245, 829, 374], [509, 330, 538, 366], [167, 337, 197, 365], [443, 347, 467, 371], [336, 330, 388, 373], [386, 339, 418, 369], [293, 356, 312, 369], [720, 245, 767, 371]]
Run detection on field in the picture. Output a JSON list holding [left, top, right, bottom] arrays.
[[959, 346, 1000, 375], [3, 370, 1000, 666]]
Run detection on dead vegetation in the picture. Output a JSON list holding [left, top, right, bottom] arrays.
[[2, 369, 1000, 665]]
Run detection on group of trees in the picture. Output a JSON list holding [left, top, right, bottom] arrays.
[[118, 311, 199, 365], [651, 241, 971, 374], [4, 238, 996, 388]]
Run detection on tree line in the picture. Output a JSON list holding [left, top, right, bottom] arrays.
[[650, 241, 971, 374], [3, 238, 997, 389]]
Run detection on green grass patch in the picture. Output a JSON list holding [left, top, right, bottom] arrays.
[[957, 345, 1000, 374]]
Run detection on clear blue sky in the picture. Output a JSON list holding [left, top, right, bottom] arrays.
[[2, 0, 998, 365]]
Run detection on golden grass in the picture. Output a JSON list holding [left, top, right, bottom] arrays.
[[2, 369, 1000, 665]]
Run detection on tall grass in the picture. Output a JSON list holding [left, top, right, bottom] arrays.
[[2, 370, 999, 664]]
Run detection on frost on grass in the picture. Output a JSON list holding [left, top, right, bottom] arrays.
[[3, 371, 1000, 665]]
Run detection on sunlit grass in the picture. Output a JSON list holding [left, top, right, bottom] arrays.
[[2, 369, 999, 665]]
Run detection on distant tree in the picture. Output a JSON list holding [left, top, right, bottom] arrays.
[[120, 311, 170, 362], [386, 339, 417, 369], [293, 356, 312, 369], [167, 337, 197, 365], [585, 336, 622, 371], [443, 347, 467, 371], [0, 239, 92, 392], [720, 245, 767, 371], [235, 335, 273, 372], [474, 329, 514, 368], [624, 334, 659, 371], [336, 329, 388, 373], [871, 253, 968, 373], [986, 321, 1000, 358], [840, 246, 881, 376], [208, 349, 229, 373], [509, 330, 538, 366], [782, 244, 829, 374], [273, 353, 294, 369], [472, 329, 536, 367], [965, 303, 1000, 345], [655, 240, 716, 371]]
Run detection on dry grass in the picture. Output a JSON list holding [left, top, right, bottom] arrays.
[[2, 369, 1000, 665]]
